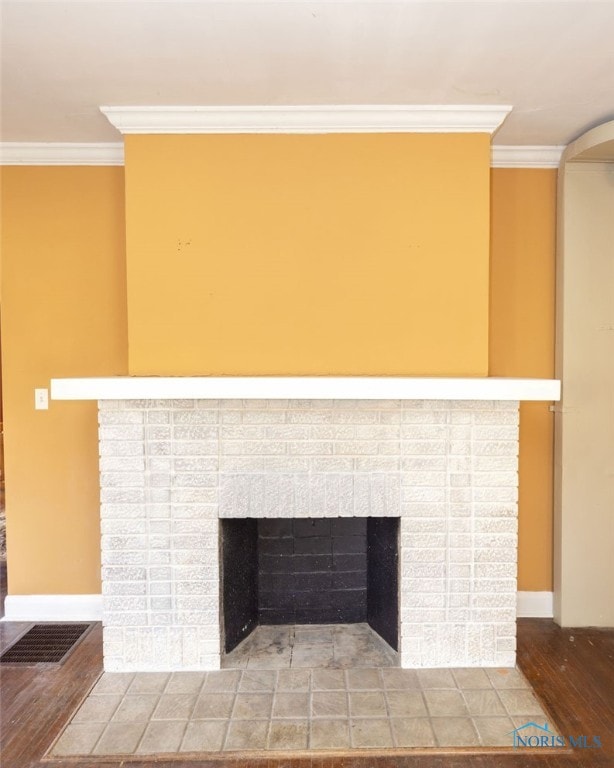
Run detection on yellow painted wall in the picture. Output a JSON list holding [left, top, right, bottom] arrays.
[[490, 168, 557, 591], [0, 156, 556, 597], [0, 167, 128, 594], [125, 134, 491, 376]]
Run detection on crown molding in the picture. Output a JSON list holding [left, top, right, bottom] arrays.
[[100, 105, 513, 135], [2, 138, 566, 170], [491, 145, 564, 168], [0, 142, 124, 166]]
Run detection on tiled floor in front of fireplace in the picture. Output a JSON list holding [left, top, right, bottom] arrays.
[[50, 624, 556, 757]]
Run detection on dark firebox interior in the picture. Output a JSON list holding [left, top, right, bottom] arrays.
[[221, 517, 399, 654]]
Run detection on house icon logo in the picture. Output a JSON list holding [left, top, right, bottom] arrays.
[[509, 721, 563, 748]]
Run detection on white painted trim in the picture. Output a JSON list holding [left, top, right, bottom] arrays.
[[0, 592, 551, 622], [50, 376, 561, 402], [1, 594, 103, 622], [0, 142, 124, 166], [100, 105, 512, 135], [491, 145, 565, 168], [1, 140, 566, 169], [517, 591, 554, 618]]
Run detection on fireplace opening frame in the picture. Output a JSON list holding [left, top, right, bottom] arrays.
[[220, 517, 399, 655]]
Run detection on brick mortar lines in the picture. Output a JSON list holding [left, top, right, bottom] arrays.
[[445, 405, 453, 649], [98, 399, 520, 670], [469, 406, 477, 655]]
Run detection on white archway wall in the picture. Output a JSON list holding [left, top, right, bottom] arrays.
[[554, 122, 614, 627]]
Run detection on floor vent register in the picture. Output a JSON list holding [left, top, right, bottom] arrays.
[[0, 623, 91, 664]]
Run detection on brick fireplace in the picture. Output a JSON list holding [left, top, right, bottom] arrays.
[[47, 376, 559, 673], [50, 376, 559, 672]]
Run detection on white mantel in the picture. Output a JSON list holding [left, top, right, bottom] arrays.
[[50, 376, 560, 402], [50, 376, 560, 672]]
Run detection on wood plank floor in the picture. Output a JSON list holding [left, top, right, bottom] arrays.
[[0, 618, 612, 768]]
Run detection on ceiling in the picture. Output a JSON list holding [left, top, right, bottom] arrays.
[[1, 0, 614, 147]]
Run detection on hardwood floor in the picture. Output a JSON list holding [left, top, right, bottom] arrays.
[[0, 619, 612, 767]]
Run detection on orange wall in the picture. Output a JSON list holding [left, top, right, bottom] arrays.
[[0, 158, 556, 597], [125, 134, 491, 376], [490, 168, 557, 591], [0, 167, 128, 594]]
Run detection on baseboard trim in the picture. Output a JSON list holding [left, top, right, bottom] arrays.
[[2, 592, 553, 621], [517, 591, 554, 618], [2, 594, 103, 622]]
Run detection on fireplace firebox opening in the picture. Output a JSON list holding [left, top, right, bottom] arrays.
[[220, 517, 399, 655]]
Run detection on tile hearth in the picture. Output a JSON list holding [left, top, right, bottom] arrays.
[[50, 624, 556, 757]]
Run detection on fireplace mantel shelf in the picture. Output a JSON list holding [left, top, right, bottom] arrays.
[[50, 376, 560, 402]]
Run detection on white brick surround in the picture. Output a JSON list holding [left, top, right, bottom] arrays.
[[98, 398, 520, 672]]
